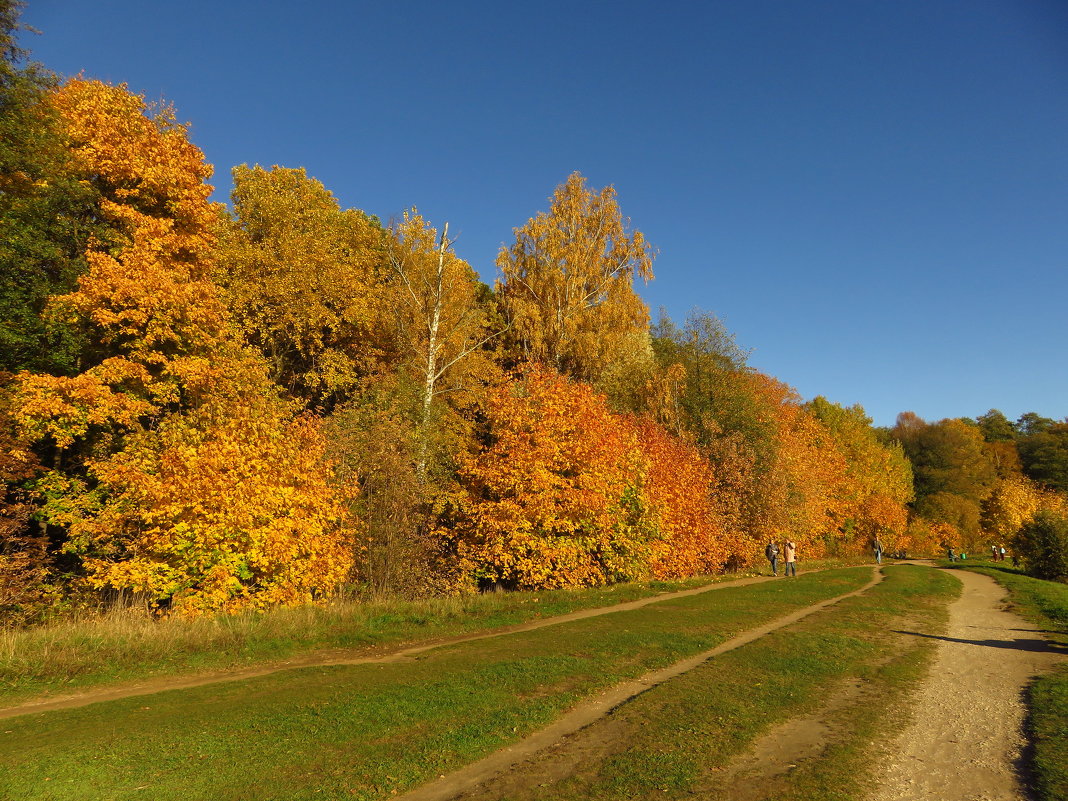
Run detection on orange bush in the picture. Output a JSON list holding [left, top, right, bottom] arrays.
[[449, 368, 651, 589], [629, 417, 729, 577]]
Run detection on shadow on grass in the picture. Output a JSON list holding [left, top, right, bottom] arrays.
[[891, 629, 1068, 655]]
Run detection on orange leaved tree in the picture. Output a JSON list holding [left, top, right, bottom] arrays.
[[446, 367, 653, 589], [629, 417, 729, 577]]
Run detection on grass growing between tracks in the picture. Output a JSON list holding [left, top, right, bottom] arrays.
[[1, 568, 875, 801], [486, 564, 958, 801], [962, 564, 1068, 801]]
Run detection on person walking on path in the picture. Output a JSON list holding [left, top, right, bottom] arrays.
[[783, 540, 797, 577], [873, 536, 883, 565], [765, 541, 779, 576]]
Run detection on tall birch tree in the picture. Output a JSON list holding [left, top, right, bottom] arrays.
[[387, 211, 502, 475]]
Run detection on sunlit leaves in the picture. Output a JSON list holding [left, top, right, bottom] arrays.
[[440, 367, 756, 588], [631, 417, 729, 577], [386, 210, 503, 469], [983, 475, 1066, 539], [216, 165, 389, 409], [64, 397, 353, 616], [497, 172, 654, 385], [448, 367, 652, 589], [807, 397, 912, 547], [12, 80, 358, 615]]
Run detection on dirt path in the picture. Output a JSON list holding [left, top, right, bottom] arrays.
[[1, 570, 803, 720], [871, 568, 1067, 801], [394, 567, 884, 801]]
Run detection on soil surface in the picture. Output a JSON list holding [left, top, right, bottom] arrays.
[[1, 570, 793, 720], [708, 674, 872, 800], [871, 568, 1067, 801]]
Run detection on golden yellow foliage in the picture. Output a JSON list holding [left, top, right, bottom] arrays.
[[497, 172, 654, 384], [13, 80, 358, 615], [386, 211, 503, 455], [64, 397, 353, 616], [217, 165, 389, 407], [51, 78, 217, 260], [983, 474, 1067, 538], [807, 397, 912, 550]]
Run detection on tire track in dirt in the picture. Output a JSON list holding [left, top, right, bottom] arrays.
[[394, 566, 884, 801], [1, 570, 801, 720], [871, 568, 1068, 801]]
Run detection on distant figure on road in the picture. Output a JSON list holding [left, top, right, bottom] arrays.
[[999, 546, 1006, 561], [991, 544, 998, 561], [873, 537, 883, 565], [947, 547, 956, 562], [765, 541, 779, 576], [784, 540, 797, 577]]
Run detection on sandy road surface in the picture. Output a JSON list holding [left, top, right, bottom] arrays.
[[872, 568, 1067, 801]]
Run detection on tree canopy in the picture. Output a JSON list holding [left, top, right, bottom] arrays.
[[497, 172, 654, 385], [0, 4, 1061, 622]]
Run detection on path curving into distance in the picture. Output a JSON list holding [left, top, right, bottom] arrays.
[[872, 568, 1068, 801], [394, 566, 885, 801], [2, 568, 823, 720]]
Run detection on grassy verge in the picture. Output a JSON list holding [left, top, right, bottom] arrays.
[[0, 575, 714, 704], [0, 568, 876, 801], [959, 563, 1068, 801], [473, 564, 958, 801], [0, 558, 870, 705]]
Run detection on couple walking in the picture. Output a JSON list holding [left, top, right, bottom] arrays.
[[764, 538, 797, 577]]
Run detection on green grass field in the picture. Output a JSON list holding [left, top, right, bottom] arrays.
[[474, 564, 957, 801], [0, 573, 724, 705], [1, 558, 872, 706], [2, 568, 885, 801]]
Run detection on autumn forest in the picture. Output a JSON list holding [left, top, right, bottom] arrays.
[[2, 5, 1067, 625]]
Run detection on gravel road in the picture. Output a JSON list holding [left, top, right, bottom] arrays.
[[872, 569, 1066, 801]]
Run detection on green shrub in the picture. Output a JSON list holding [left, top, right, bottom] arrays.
[[1013, 511, 1068, 581]]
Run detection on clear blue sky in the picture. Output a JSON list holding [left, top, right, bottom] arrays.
[[20, 0, 1068, 427]]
